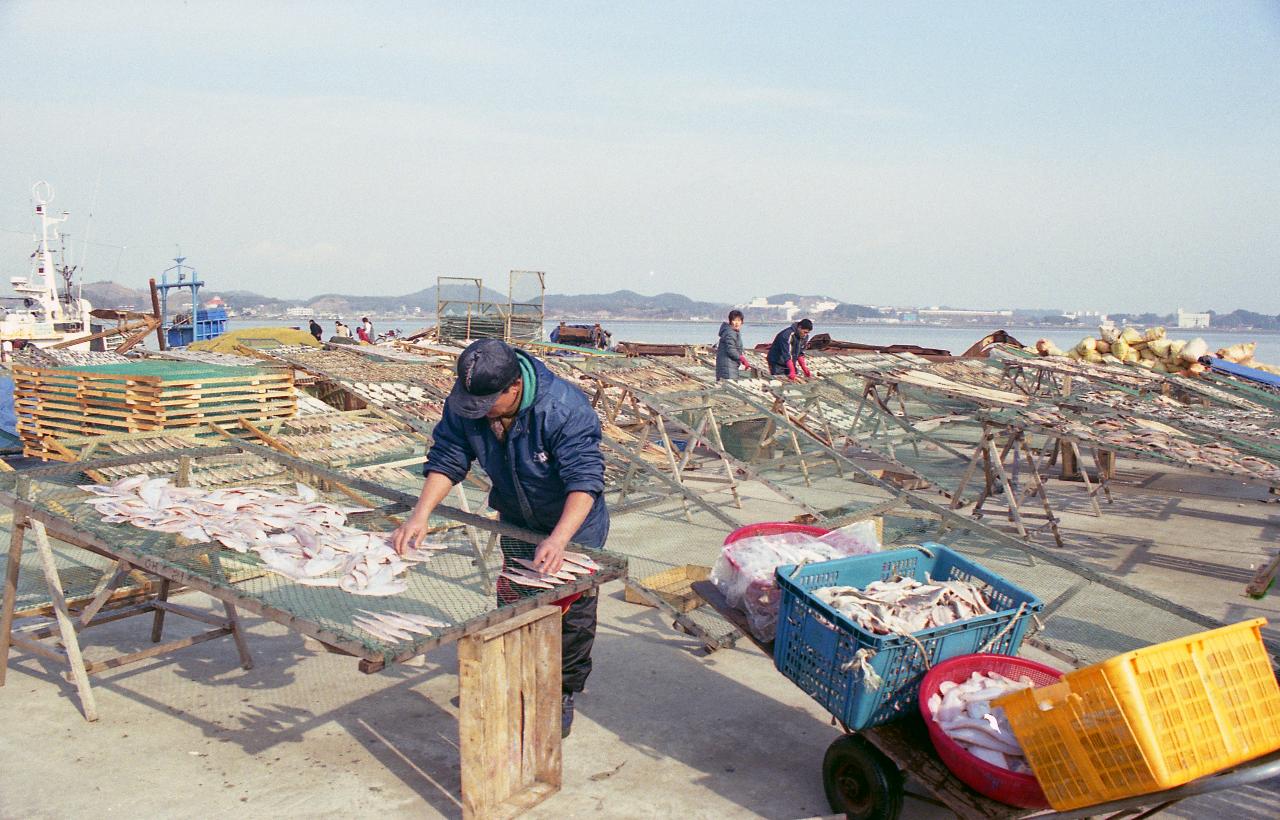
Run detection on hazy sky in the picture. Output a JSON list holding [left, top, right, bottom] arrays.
[[1, 2, 1277, 313]]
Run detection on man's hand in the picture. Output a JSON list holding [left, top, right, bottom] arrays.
[[788, 373, 799, 382], [533, 533, 568, 575], [391, 510, 432, 555]]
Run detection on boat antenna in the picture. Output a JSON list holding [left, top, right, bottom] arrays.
[[58, 230, 78, 304], [79, 166, 103, 278]]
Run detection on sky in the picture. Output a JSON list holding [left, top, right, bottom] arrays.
[[0, 2, 1277, 314]]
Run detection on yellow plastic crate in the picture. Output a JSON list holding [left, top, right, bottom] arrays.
[[995, 618, 1280, 811]]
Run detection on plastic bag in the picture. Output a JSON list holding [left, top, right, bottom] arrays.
[[710, 525, 881, 641], [817, 520, 880, 556]]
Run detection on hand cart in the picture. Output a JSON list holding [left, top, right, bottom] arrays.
[[692, 580, 1280, 820]]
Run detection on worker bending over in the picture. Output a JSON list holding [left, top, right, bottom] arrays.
[[767, 318, 814, 380], [391, 339, 609, 737]]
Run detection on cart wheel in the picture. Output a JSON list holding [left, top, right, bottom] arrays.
[[822, 734, 904, 820]]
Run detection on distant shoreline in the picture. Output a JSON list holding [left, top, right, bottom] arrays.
[[548, 317, 1279, 335]]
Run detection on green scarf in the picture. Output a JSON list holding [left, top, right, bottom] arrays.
[[517, 353, 536, 413]]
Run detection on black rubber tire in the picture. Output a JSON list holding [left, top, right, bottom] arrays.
[[822, 734, 905, 820]]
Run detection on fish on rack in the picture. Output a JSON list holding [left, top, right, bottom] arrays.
[[80, 475, 446, 596], [497, 551, 599, 589], [351, 609, 451, 643]]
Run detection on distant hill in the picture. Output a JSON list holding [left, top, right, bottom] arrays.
[[81, 281, 858, 320], [545, 290, 730, 318], [81, 280, 148, 310], [829, 303, 882, 319], [81, 280, 509, 314]]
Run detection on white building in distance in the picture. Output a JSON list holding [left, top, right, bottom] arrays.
[[918, 307, 1014, 323], [1176, 308, 1211, 329], [285, 306, 316, 319], [744, 296, 800, 320]]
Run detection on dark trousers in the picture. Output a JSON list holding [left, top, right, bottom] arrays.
[[497, 536, 599, 693], [768, 362, 790, 376]]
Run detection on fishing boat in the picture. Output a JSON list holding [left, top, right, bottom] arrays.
[[0, 182, 96, 351], [155, 255, 228, 348]]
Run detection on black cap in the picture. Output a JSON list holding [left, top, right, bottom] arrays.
[[446, 339, 522, 419]]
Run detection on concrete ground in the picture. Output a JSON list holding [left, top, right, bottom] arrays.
[[1, 457, 1278, 819]]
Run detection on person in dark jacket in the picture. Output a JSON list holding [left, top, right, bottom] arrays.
[[716, 310, 749, 380], [767, 318, 814, 380], [391, 339, 608, 737], [308, 319, 323, 342]]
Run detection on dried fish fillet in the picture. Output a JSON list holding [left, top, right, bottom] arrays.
[[80, 475, 428, 597], [814, 575, 994, 636]]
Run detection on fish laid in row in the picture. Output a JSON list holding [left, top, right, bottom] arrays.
[[498, 552, 600, 589], [81, 474, 447, 596], [351, 609, 451, 643]]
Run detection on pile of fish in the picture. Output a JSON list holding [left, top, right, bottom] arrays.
[[1077, 390, 1280, 441], [273, 418, 419, 465], [90, 439, 288, 487], [149, 349, 265, 367], [498, 553, 600, 589], [351, 609, 450, 642], [17, 347, 132, 367], [813, 575, 995, 636], [81, 474, 443, 595], [927, 671, 1037, 772], [1022, 407, 1280, 483]]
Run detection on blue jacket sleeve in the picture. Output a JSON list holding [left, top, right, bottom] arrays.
[[424, 410, 476, 483], [549, 400, 606, 496], [790, 328, 806, 361]]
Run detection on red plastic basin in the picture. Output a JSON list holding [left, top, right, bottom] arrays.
[[724, 522, 830, 545], [919, 654, 1063, 808]]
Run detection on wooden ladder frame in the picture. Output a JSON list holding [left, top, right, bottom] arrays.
[[0, 472, 254, 721]]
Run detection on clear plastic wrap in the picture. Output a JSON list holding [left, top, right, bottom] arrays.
[[816, 520, 880, 556], [711, 523, 882, 641]]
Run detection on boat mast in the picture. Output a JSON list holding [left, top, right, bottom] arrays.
[[28, 181, 68, 322]]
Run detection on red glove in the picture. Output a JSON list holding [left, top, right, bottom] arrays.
[[787, 360, 798, 381], [798, 356, 812, 379], [739, 356, 750, 369]]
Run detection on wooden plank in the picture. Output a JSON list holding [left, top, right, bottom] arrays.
[[31, 519, 98, 721], [468, 604, 562, 643], [458, 637, 487, 818], [459, 605, 561, 820], [531, 608, 562, 789], [0, 515, 27, 686], [78, 627, 233, 675], [9, 633, 68, 662], [1247, 551, 1280, 599], [520, 617, 539, 786], [504, 629, 524, 786]]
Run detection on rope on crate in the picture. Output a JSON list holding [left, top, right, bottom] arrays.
[[977, 601, 1029, 654], [840, 648, 884, 691], [902, 631, 933, 671]]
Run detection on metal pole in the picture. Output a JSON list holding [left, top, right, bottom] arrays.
[[149, 278, 167, 350]]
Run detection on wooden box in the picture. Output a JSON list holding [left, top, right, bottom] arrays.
[[458, 606, 562, 820], [624, 564, 712, 613]]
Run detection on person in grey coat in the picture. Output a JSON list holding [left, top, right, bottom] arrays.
[[716, 310, 749, 380]]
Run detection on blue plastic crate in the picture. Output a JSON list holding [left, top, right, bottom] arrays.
[[773, 543, 1043, 730]]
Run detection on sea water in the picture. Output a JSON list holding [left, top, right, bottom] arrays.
[[215, 318, 1280, 364]]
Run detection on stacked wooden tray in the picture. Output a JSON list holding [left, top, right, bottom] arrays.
[[14, 360, 296, 457]]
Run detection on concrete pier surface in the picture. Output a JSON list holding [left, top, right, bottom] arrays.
[[1, 458, 1277, 819]]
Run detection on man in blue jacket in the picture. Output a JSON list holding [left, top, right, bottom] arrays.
[[392, 338, 609, 737], [767, 318, 814, 380]]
